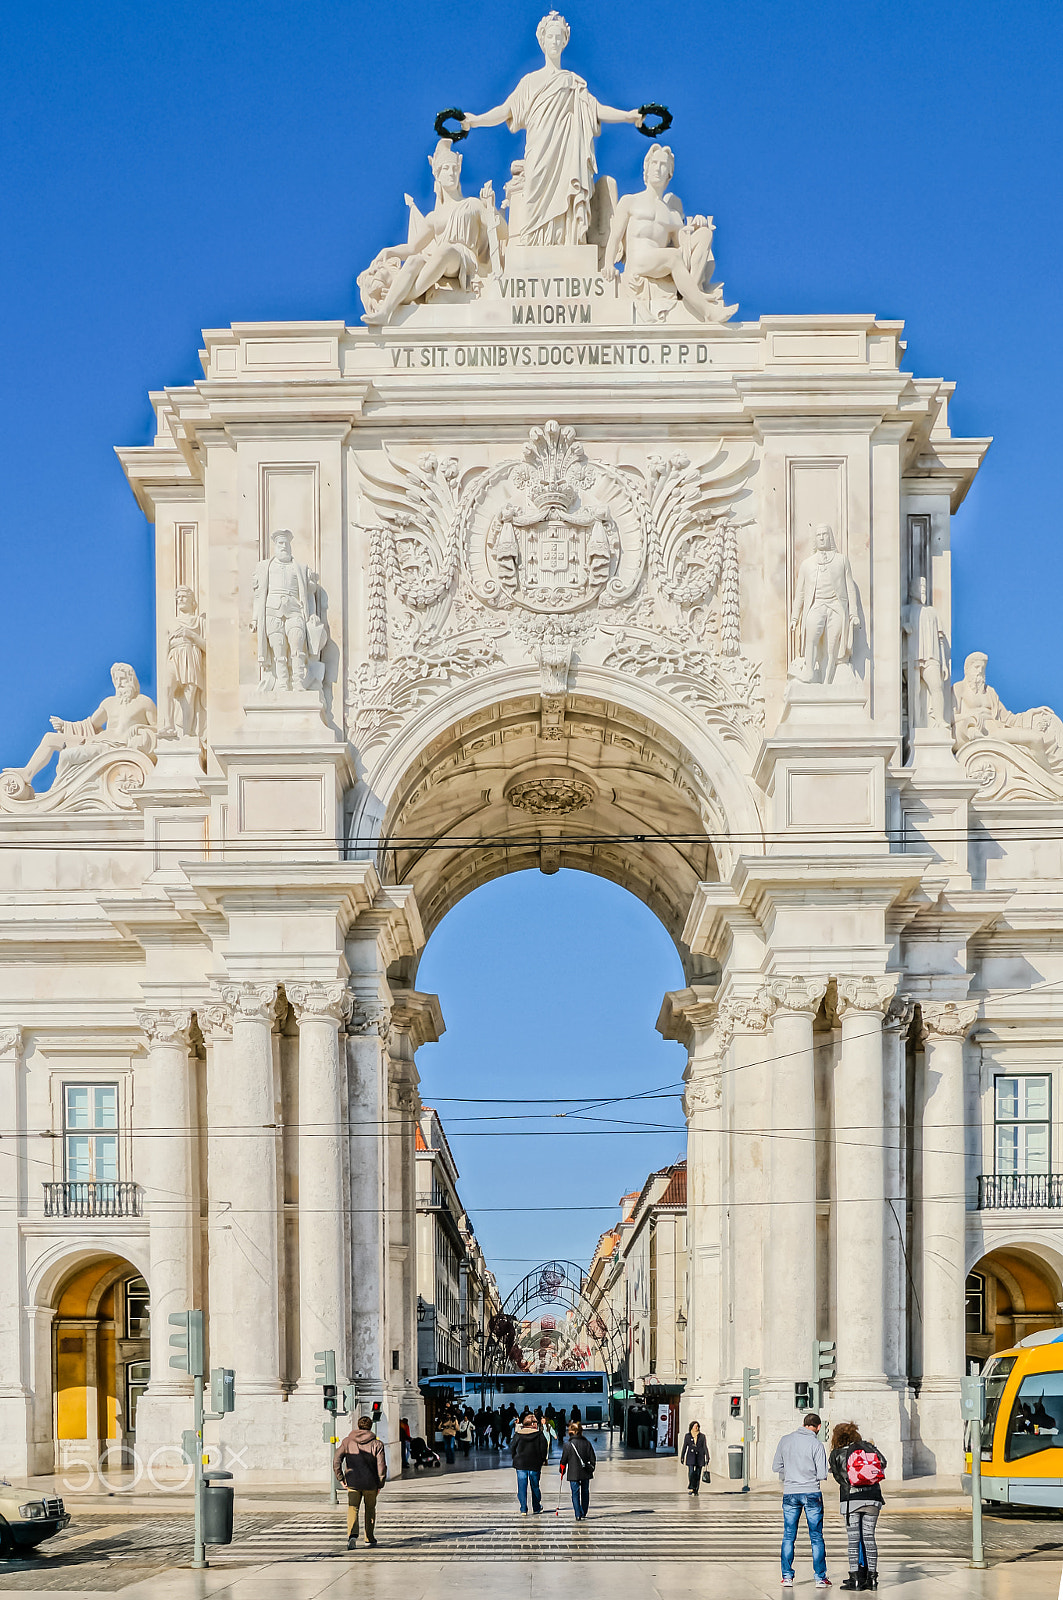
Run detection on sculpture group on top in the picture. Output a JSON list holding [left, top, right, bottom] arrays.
[[1, 663, 158, 813], [358, 13, 735, 326]]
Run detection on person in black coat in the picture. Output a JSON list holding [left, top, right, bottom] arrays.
[[680, 1419, 710, 1495], [511, 1411, 549, 1513], [829, 1421, 886, 1591], [559, 1420, 597, 1520]]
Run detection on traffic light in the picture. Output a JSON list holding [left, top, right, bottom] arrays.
[[210, 1368, 235, 1415], [795, 1381, 812, 1410], [742, 1366, 760, 1405], [315, 1350, 337, 1412], [371, 1401, 382, 1425], [814, 1340, 837, 1385], [168, 1310, 205, 1377], [322, 1385, 338, 1414], [342, 1384, 357, 1417], [729, 1395, 742, 1418]]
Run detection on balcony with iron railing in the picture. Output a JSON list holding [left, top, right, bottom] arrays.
[[977, 1174, 1063, 1210], [43, 1181, 143, 1218]]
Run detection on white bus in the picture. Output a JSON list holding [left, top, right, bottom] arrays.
[[420, 1371, 609, 1427]]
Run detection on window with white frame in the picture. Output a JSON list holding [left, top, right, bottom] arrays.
[[995, 1075, 1051, 1175], [63, 1084, 119, 1185]]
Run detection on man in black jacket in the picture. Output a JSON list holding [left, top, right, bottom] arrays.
[[511, 1410, 549, 1513]]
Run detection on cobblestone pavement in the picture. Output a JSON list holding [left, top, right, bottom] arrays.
[[0, 1492, 1061, 1592]]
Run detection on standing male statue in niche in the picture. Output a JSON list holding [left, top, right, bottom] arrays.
[[901, 574, 949, 729], [251, 529, 327, 692], [788, 524, 861, 685], [459, 12, 644, 246]]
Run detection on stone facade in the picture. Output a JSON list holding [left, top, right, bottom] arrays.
[[2, 19, 1062, 1483]]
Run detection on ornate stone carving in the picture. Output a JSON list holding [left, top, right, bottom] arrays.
[[719, 991, 773, 1032], [953, 651, 1063, 801], [604, 144, 735, 323], [359, 142, 504, 324], [0, 1027, 23, 1059], [684, 1071, 721, 1115], [1, 664, 156, 811], [347, 1002, 393, 1038], [764, 975, 830, 1016], [251, 530, 328, 694], [457, 12, 643, 248], [287, 982, 355, 1025], [883, 994, 916, 1036], [901, 577, 949, 731], [787, 525, 862, 686], [136, 1008, 193, 1047], [220, 983, 280, 1024], [159, 587, 206, 741], [505, 774, 595, 815], [352, 422, 760, 747], [835, 976, 899, 1016], [199, 1002, 232, 1039], [920, 999, 978, 1040]]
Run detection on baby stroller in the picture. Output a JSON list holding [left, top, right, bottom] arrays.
[[408, 1435, 441, 1469]]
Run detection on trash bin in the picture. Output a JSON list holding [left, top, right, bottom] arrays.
[[727, 1443, 744, 1481], [201, 1471, 234, 1545]]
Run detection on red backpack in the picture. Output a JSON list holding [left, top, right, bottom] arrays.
[[846, 1446, 885, 1487]]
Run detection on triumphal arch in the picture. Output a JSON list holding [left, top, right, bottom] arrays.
[[3, 16, 1062, 1481]]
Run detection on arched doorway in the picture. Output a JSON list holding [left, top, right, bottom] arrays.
[[45, 1256, 149, 1470], [967, 1247, 1063, 1367]]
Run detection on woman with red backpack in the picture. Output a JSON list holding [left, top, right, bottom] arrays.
[[828, 1421, 886, 1591]]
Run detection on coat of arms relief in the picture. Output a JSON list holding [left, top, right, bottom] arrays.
[[346, 420, 763, 752]]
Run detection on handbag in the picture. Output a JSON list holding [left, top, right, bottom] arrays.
[[702, 1468, 711, 1483]]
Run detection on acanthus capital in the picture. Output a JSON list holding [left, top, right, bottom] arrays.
[[287, 982, 354, 1026], [219, 982, 280, 1025], [764, 975, 829, 1017], [920, 999, 979, 1041], [347, 998, 392, 1038], [199, 1001, 233, 1039], [883, 994, 916, 1036], [0, 1026, 23, 1059], [684, 1070, 721, 1115], [136, 1007, 193, 1047], [835, 975, 899, 1016], [718, 992, 772, 1033]]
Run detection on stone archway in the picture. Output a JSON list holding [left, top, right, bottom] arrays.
[[32, 1251, 150, 1474], [967, 1244, 1063, 1366]]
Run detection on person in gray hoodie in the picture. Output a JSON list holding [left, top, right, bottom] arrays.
[[334, 1416, 388, 1550], [771, 1412, 830, 1589]]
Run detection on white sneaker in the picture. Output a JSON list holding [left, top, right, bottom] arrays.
[[781, 1581, 794, 1589], [815, 1582, 832, 1590]]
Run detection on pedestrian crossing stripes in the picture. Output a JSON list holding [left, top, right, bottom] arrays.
[[208, 1505, 962, 1564]]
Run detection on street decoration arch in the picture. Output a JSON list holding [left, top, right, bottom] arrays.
[[484, 1260, 627, 1381]]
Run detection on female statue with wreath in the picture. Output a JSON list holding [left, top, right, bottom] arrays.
[[360, 140, 504, 325], [458, 11, 644, 247]]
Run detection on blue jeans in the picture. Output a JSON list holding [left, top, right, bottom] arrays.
[[781, 1492, 826, 1581], [569, 1478, 590, 1519], [444, 1435, 455, 1462], [516, 1469, 542, 1512]]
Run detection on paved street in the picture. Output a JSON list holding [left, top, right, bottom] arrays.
[[1, 1448, 1060, 1597]]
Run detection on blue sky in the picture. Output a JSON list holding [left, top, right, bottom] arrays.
[[2, 1, 1061, 1293]]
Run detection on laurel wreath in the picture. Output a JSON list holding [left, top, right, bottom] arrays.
[[636, 103, 672, 137], [434, 108, 468, 143]]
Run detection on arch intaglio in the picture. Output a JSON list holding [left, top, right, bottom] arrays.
[[2, 21, 1062, 1485]]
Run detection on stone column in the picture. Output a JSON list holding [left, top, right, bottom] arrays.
[[882, 996, 915, 1388], [220, 983, 284, 1398], [682, 1014, 727, 1433], [918, 999, 977, 1472], [0, 1028, 31, 1475], [346, 999, 390, 1400], [136, 1010, 196, 1401], [834, 976, 904, 1461], [287, 982, 352, 1393], [761, 976, 827, 1448], [201, 1002, 234, 1378]]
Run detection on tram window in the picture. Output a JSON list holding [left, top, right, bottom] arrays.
[[981, 1356, 1015, 1453], [1005, 1371, 1063, 1460]]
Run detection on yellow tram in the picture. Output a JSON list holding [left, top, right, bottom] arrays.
[[972, 1331, 1063, 1509]]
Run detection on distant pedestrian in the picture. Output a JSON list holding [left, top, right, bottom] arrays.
[[475, 1406, 488, 1449], [458, 1408, 474, 1458], [512, 1409, 549, 1513], [829, 1420, 886, 1591], [441, 1408, 458, 1464], [334, 1414, 387, 1550], [560, 1420, 596, 1521], [772, 1412, 830, 1589], [636, 1404, 651, 1450], [399, 1416, 411, 1470], [680, 1419, 709, 1496]]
